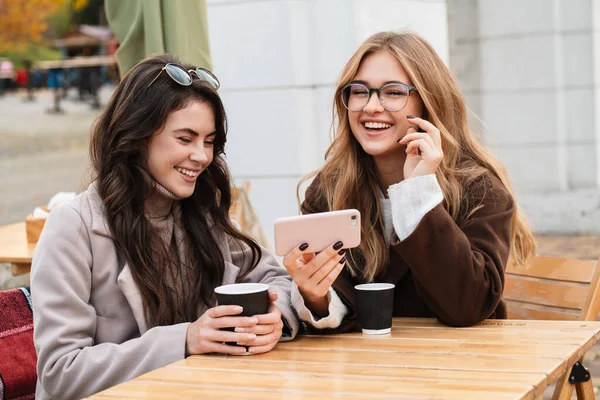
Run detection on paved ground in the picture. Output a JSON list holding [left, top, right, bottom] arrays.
[[0, 88, 112, 227], [1, 88, 599, 398], [0, 88, 109, 291]]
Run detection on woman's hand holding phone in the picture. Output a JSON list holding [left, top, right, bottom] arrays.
[[283, 240, 347, 317]]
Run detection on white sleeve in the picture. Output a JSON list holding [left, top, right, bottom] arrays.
[[388, 174, 444, 241], [290, 282, 347, 329]]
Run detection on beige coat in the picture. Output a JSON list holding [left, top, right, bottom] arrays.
[[31, 184, 299, 400]]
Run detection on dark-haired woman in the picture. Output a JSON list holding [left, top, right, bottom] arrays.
[[30, 54, 299, 400]]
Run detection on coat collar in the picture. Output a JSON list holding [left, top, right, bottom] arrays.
[[117, 264, 149, 333], [87, 183, 114, 239], [83, 182, 238, 334], [84, 183, 149, 332]]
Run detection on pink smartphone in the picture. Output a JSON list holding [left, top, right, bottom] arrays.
[[273, 209, 361, 256]]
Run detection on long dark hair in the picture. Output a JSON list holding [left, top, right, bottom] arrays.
[[90, 54, 262, 326]]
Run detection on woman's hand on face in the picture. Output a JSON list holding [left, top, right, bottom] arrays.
[[397, 116, 444, 180], [237, 291, 284, 354], [185, 305, 260, 356], [282, 241, 347, 316]]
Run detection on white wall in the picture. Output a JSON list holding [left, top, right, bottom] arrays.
[[207, 0, 448, 246], [448, 0, 600, 233]]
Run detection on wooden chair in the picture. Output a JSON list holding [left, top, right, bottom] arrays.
[[229, 181, 251, 232], [504, 256, 600, 400], [229, 181, 271, 250]]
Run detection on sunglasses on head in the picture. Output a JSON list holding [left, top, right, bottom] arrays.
[[147, 63, 220, 90]]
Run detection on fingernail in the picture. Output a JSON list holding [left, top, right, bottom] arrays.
[[234, 306, 243, 313], [333, 241, 344, 250], [247, 334, 257, 340], [299, 243, 309, 251], [338, 249, 346, 256], [406, 115, 415, 119], [249, 318, 258, 324], [235, 327, 245, 333], [339, 256, 347, 264]]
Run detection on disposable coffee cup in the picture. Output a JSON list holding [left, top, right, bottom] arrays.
[[214, 283, 269, 347], [214, 283, 270, 316], [355, 283, 395, 335]]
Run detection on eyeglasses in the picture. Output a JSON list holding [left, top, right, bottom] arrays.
[[341, 82, 417, 112], [147, 63, 220, 90]]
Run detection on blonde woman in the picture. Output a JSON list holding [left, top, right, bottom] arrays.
[[283, 31, 535, 330]]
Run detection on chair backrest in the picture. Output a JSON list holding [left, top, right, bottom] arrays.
[[229, 181, 252, 232], [0, 286, 37, 399], [504, 256, 600, 321], [229, 181, 271, 250]]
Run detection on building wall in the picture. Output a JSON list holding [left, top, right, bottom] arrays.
[[448, 0, 600, 233]]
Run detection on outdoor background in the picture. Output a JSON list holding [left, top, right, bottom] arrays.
[[1, 1, 600, 282], [2, 1, 600, 397]]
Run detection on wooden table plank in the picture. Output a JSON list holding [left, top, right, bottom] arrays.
[[316, 326, 600, 346], [87, 381, 358, 400], [286, 335, 581, 357], [177, 357, 547, 396], [86, 319, 600, 400], [0, 222, 34, 275], [228, 347, 567, 383], [94, 372, 533, 400], [11, 262, 31, 276], [279, 336, 587, 376], [392, 318, 600, 330]]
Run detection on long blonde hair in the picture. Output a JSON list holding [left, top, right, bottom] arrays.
[[298, 31, 535, 282]]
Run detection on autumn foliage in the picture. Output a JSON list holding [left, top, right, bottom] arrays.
[[0, 0, 89, 52]]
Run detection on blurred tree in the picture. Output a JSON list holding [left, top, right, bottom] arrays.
[[0, 0, 89, 51], [0, 0, 62, 51]]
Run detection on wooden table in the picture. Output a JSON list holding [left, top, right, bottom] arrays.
[[87, 318, 600, 399], [0, 222, 34, 276]]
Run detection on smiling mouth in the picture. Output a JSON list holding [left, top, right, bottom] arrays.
[[362, 121, 394, 132], [175, 167, 200, 178]]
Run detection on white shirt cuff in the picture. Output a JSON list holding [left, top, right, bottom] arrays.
[[291, 282, 347, 329], [388, 174, 444, 241]]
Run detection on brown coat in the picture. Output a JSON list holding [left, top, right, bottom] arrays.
[[301, 172, 514, 331]]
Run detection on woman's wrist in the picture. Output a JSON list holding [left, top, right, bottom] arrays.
[[300, 290, 329, 318]]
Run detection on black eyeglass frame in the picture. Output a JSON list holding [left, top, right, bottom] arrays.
[[341, 82, 418, 112], [147, 63, 220, 90]]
